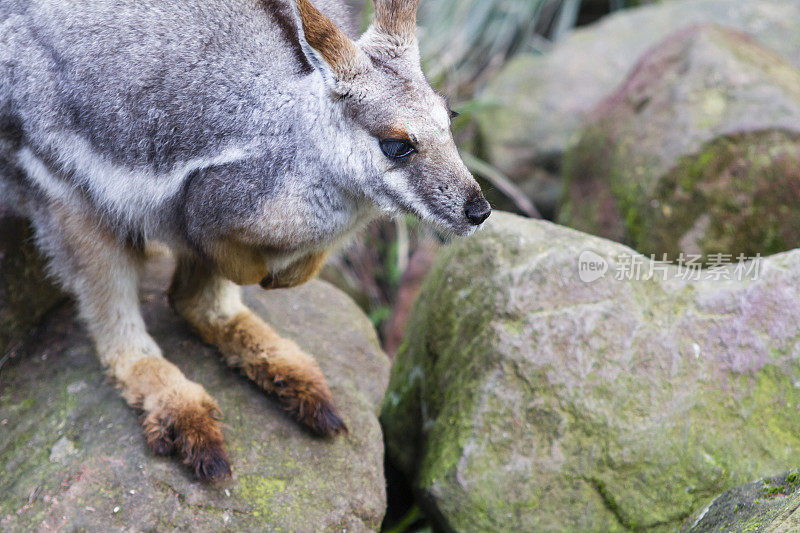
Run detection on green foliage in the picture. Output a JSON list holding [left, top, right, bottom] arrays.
[[417, 0, 555, 98], [759, 469, 800, 499], [416, 0, 648, 99], [368, 305, 393, 329], [381, 506, 432, 533]]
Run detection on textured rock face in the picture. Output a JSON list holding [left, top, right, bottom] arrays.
[[683, 470, 800, 532], [382, 212, 800, 532], [0, 258, 390, 532], [559, 24, 800, 261], [475, 0, 800, 212], [0, 209, 63, 355]]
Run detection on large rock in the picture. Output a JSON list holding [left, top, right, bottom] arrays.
[[0, 257, 390, 532], [559, 24, 800, 261], [0, 209, 63, 355], [475, 0, 800, 213], [682, 470, 800, 532], [382, 211, 800, 532]]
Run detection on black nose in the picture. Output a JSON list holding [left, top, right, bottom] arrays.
[[464, 196, 491, 226]]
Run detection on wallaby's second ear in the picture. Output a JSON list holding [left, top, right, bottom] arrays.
[[292, 0, 368, 91], [359, 0, 421, 59], [373, 0, 421, 41]]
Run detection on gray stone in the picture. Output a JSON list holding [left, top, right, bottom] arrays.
[[475, 0, 800, 213], [0, 257, 390, 532], [382, 211, 800, 532], [559, 24, 800, 262], [683, 470, 800, 532], [49, 437, 77, 464]]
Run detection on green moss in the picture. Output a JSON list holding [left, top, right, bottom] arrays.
[[384, 213, 800, 532], [758, 469, 800, 501], [642, 131, 800, 262], [236, 475, 287, 519], [559, 25, 800, 263], [760, 483, 784, 498], [559, 124, 629, 243], [2, 396, 36, 411], [696, 90, 728, 129]]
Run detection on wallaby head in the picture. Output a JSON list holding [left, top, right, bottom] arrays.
[[294, 0, 491, 236]]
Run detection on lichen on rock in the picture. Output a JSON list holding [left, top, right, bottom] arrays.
[[382, 211, 800, 532], [559, 24, 800, 262], [683, 470, 800, 532]]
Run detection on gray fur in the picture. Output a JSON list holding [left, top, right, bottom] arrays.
[[1, 0, 488, 282], [1, 1, 490, 472]]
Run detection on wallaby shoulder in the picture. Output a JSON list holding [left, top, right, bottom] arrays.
[[4, 0, 352, 168], [0, 0, 355, 233]]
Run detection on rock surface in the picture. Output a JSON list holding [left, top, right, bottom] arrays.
[[475, 0, 800, 213], [0, 257, 390, 532], [382, 211, 800, 532], [683, 470, 800, 532], [559, 24, 800, 261], [0, 209, 63, 356]]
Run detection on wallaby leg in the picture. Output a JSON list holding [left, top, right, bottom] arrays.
[[37, 201, 231, 481], [169, 254, 345, 435]]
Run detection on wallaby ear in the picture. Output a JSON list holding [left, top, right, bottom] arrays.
[[372, 0, 421, 42], [291, 0, 368, 91]]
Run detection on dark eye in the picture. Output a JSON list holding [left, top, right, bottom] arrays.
[[449, 109, 460, 119], [380, 138, 416, 160]]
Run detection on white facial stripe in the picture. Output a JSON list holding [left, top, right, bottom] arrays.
[[383, 170, 434, 221]]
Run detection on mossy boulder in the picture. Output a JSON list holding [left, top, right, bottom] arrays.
[[475, 0, 800, 215], [382, 211, 800, 532], [682, 470, 800, 532], [559, 24, 800, 261], [0, 208, 63, 355], [0, 257, 390, 532]]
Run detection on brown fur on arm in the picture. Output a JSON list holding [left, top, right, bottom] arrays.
[[216, 311, 345, 435], [51, 200, 230, 481], [125, 358, 231, 480], [169, 254, 345, 435]]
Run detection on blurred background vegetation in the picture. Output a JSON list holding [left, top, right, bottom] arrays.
[[5, 0, 800, 530], [328, 0, 666, 359]]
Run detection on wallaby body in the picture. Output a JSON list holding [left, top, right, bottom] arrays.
[[1, 0, 489, 480]]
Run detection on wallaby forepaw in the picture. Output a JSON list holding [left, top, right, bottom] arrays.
[[308, 401, 347, 436], [142, 399, 232, 482], [284, 394, 347, 437], [190, 444, 232, 482], [244, 359, 346, 436]]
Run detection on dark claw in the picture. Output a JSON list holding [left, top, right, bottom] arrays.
[[309, 402, 347, 437], [259, 273, 275, 289], [193, 447, 232, 482]]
